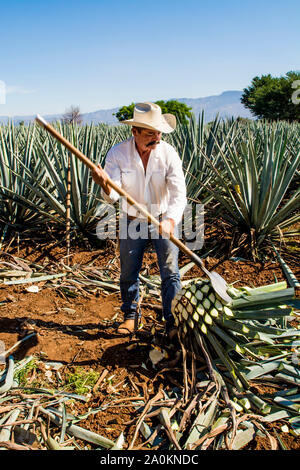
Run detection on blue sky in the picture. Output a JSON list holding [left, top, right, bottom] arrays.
[[0, 0, 299, 116]]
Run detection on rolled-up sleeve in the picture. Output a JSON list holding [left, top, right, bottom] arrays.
[[164, 149, 187, 225], [101, 149, 121, 204]]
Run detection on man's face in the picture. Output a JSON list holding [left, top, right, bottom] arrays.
[[132, 127, 162, 152]]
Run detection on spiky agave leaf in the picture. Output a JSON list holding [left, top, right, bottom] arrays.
[[201, 122, 300, 258]]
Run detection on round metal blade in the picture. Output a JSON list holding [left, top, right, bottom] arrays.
[[210, 271, 232, 304]]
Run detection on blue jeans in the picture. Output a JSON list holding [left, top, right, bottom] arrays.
[[119, 219, 181, 332]]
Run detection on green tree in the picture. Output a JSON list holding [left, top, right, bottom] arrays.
[[114, 102, 135, 122], [115, 100, 193, 125], [241, 71, 300, 121]]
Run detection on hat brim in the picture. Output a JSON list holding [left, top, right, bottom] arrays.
[[121, 113, 176, 134]]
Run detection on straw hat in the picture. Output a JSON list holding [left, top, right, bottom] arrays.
[[122, 102, 176, 134]]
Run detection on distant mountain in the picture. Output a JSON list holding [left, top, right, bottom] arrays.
[[0, 90, 252, 125], [81, 107, 120, 125], [178, 91, 252, 122]]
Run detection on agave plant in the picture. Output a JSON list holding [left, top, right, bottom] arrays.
[[35, 121, 109, 232], [172, 277, 298, 395], [165, 113, 239, 205], [1, 118, 299, 249], [1, 121, 130, 235], [201, 121, 300, 258], [0, 122, 53, 228]]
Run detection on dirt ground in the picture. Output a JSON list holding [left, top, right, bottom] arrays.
[[0, 239, 299, 451]]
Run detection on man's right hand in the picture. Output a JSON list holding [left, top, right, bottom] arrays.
[[91, 164, 111, 195]]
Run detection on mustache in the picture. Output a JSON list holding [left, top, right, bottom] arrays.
[[146, 140, 160, 147]]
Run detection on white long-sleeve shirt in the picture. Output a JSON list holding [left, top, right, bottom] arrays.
[[101, 137, 187, 225]]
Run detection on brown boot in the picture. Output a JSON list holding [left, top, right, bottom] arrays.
[[117, 319, 135, 335]]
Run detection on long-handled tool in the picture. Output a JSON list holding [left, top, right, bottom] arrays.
[[35, 114, 232, 304]]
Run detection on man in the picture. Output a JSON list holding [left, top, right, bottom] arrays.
[[91, 102, 187, 339]]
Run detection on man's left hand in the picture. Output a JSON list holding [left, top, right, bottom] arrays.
[[159, 218, 175, 237]]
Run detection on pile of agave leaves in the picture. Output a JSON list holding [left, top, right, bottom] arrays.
[[0, 253, 299, 450]]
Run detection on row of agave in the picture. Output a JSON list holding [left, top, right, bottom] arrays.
[[0, 121, 129, 233], [0, 115, 299, 256], [166, 115, 300, 258]]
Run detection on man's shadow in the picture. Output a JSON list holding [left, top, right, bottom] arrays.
[[0, 315, 154, 368]]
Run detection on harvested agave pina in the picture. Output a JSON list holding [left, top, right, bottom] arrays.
[[171, 278, 295, 394], [172, 278, 232, 336], [172, 278, 246, 391]]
